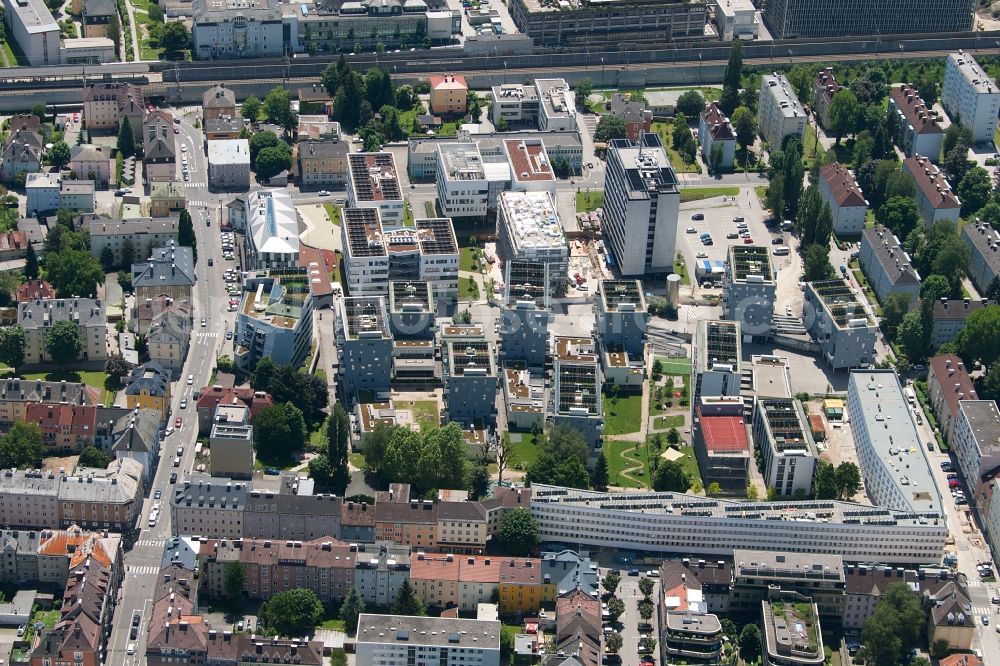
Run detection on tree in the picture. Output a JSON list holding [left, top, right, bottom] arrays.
[[159, 21, 190, 52], [917, 70, 939, 107], [44, 245, 104, 298], [0, 422, 43, 469], [802, 243, 835, 282], [602, 571, 621, 597], [48, 141, 70, 169], [241, 95, 262, 122], [849, 69, 888, 106], [100, 246, 116, 273], [781, 139, 804, 219], [861, 583, 925, 666], [575, 78, 593, 103], [177, 208, 196, 256], [638, 600, 654, 623], [263, 88, 292, 126], [930, 236, 969, 297], [390, 580, 426, 616], [652, 460, 690, 492], [980, 364, 1000, 401], [105, 353, 131, 381], [361, 422, 394, 473], [77, 445, 110, 468], [881, 292, 912, 337], [308, 454, 333, 487], [835, 462, 861, 499], [326, 404, 351, 495], [250, 356, 275, 391], [255, 145, 292, 181], [897, 311, 926, 361], [746, 484, 759, 500], [340, 586, 365, 635], [45, 320, 82, 365], [469, 464, 489, 500], [0, 325, 26, 370], [526, 452, 590, 489], [738, 624, 761, 662], [606, 597, 625, 623], [148, 3, 165, 21], [720, 38, 742, 114], [958, 166, 992, 217], [253, 403, 307, 461], [223, 561, 246, 609], [955, 305, 1000, 369], [591, 453, 609, 491], [814, 461, 838, 499], [944, 144, 973, 184], [359, 119, 385, 152], [249, 130, 281, 162], [117, 117, 135, 158], [120, 238, 135, 270], [498, 508, 539, 556], [24, 245, 38, 280], [379, 104, 404, 141], [334, 69, 366, 130], [676, 90, 706, 117], [651, 358, 663, 380], [731, 106, 756, 150], [828, 89, 859, 143], [605, 632, 623, 655], [879, 196, 920, 240], [943, 123, 973, 158], [258, 588, 323, 638], [797, 184, 822, 243], [594, 115, 627, 143], [638, 576, 655, 599]]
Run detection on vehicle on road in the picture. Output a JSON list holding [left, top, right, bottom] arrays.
[[726, 232, 739, 239], [686, 227, 697, 234], [187, 374, 194, 385], [16, 625, 25, 637], [983, 615, 990, 626], [772, 237, 784, 244], [127, 644, 135, 655], [264, 467, 280, 475], [174, 127, 180, 134], [691, 213, 704, 220], [743, 237, 753, 244], [154, 489, 161, 499], [208, 258, 213, 266], [169, 472, 177, 483], [73, 113, 79, 123], [173, 457, 181, 467], [201, 318, 207, 327], [773, 247, 790, 256], [164, 427, 174, 437], [175, 417, 182, 427], [318, 190, 329, 197], [226, 330, 233, 339], [181, 144, 188, 152], [696, 252, 707, 258], [180, 398, 187, 409]]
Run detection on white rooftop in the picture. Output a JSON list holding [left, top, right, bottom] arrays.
[[763, 73, 806, 119], [715, 0, 755, 16], [949, 52, 999, 94], [207, 139, 250, 165], [499, 191, 566, 254], [248, 189, 299, 256]]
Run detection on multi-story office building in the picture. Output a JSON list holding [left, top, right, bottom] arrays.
[[336, 296, 394, 402], [693, 320, 742, 400], [603, 132, 679, 276], [209, 403, 254, 479], [698, 103, 736, 171], [888, 84, 944, 160], [17, 298, 107, 366], [724, 245, 776, 340], [496, 190, 568, 282], [191, 0, 283, 59], [943, 52, 1000, 144], [713, 0, 756, 40], [751, 354, 792, 399], [762, 596, 825, 666], [549, 336, 603, 450], [436, 143, 489, 218], [507, 0, 706, 47], [490, 84, 540, 128], [903, 156, 961, 227], [388, 280, 437, 340], [4, 0, 59, 66], [88, 216, 179, 266], [244, 189, 300, 270], [442, 327, 497, 424], [170, 477, 247, 538], [818, 163, 868, 237], [356, 615, 501, 666], [408, 131, 583, 180], [931, 298, 989, 349], [858, 226, 921, 304], [528, 484, 947, 563], [234, 269, 313, 375], [752, 398, 818, 497], [503, 362, 546, 431], [927, 354, 978, 444], [504, 137, 556, 194], [803, 280, 876, 370], [500, 261, 552, 368], [207, 139, 251, 190], [962, 220, 1000, 296], [296, 139, 349, 187], [758, 74, 806, 147], [694, 395, 750, 493], [952, 400, 1000, 499], [761, 0, 973, 38], [348, 152, 405, 226], [847, 370, 943, 514], [812, 68, 840, 130], [594, 280, 647, 388], [730, 550, 846, 619], [536, 78, 577, 132]]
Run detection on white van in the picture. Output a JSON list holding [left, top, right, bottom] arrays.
[[772, 246, 790, 256]]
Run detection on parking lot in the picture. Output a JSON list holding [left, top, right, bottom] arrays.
[[599, 568, 660, 666]]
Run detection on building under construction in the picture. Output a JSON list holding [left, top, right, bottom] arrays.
[[752, 397, 819, 497], [804, 280, 877, 370], [724, 245, 776, 342], [549, 336, 604, 450]]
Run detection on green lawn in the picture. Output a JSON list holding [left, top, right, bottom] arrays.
[[319, 618, 346, 631], [673, 254, 690, 286], [604, 439, 651, 489], [0, 39, 19, 67], [460, 246, 480, 272], [507, 432, 539, 470], [602, 391, 643, 435], [349, 452, 367, 469], [576, 190, 605, 212], [657, 442, 702, 492], [651, 122, 701, 174], [14, 370, 115, 406], [679, 186, 740, 203], [323, 203, 341, 225], [438, 120, 461, 136], [423, 201, 436, 217], [460, 275, 480, 301], [803, 123, 826, 167], [400, 399, 440, 431], [654, 357, 692, 376], [653, 414, 685, 430]]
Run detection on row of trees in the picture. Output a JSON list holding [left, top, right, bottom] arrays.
[[361, 422, 470, 496], [307, 404, 351, 495]]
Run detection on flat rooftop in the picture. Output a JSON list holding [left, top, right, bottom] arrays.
[[554, 354, 600, 415], [537, 78, 574, 120], [415, 218, 458, 255], [758, 398, 817, 455], [949, 52, 999, 94], [240, 271, 309, 329], [356, 614, 500, 650], [762, 74, 806, 119], [389, 281, 433, 312], [344, 208, 386, 258], [728, 245, 774, 283], [504, 139, 554, 182], [504, 260, 550, 308], [504, 362, 544, 414], [439, 143, 485, 181], [697, 320, 742, 371], [764, 599, 822, 663], [9, 0, 59, 32], [663, 611, 722, 635], [357, 397, 396, 432], [441, 324, 485, 338], [807, 280, 874, 328], [751, 355, 792, 399], [609, 133, 678, 198], [499, 191, 564, 254], [958, 400, 1000, 455], [492, 83, 539, 102], [555, 336, 597, 363], [734, 549, 844, 581], [448, 339, 495, 377], [341, 296, 390, 340], [598, 279, 646, 312], [349, 152, 402, 202], [699, 414, 749, 455]]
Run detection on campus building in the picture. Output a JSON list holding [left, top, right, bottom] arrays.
[[336, 296, 394, 402], [549, 337, 603, 450], [500, 261, 552, 368], [803, 280, 877, 370], [761, 0, 973, 38], [752, 398, 818, 497], [724, 245, 776, 340]]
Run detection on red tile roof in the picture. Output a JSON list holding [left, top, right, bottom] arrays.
[[0, 231, 27, 252], [820, 162, 867, 207], [929, 354, 977, 417], [889, 84, 943, 136], [700, 103, 735, 141], [699, 414, 749, 453], [904, 156, 961, 210], [196, 386, 273, 420], [430, 74, 468, 91], [16, 279, 56, 302], [24, 403, 97, 439]]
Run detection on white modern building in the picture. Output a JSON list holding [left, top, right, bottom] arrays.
[[490, 83, 540, 128], [952, 400, 1000, 498], [244, 189, 300, 270], [713, 0, 757, 40], [4, 0, 59, 66], [943, 52, 1000, 144], [25, 172, 61, 216], [847, 370, 943, 515], [234, 269, 314, 375], [59, 36, 116, 64], [603, 132, 679, 276], [528, 484, 947, 564], [758, 74, 806, 147], [347, 152, 405, 227], [435, 143, 488, 219], [818, 163, 868, 237], [191, 0, 284, 60], [724, 245, 776, 340], [752, 397, 818, 497], [536, 78, 577, 132], [356, 615, 501, 666], [495, 190, 568, 283], [207, 139, 251, 190]]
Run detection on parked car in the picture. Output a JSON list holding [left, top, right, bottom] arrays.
[[771, 237, 784, 244], [691, 213, 704, 220]]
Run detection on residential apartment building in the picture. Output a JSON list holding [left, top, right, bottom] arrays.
[[143, 109, 177, 183], [124, 362, 171, 418], [442, 327, 497, 424], [0, 528, 121, 589], [549, 336, 603, 450], [503, 362, 545, 431], [234, 269, 314, 375], [758, 74, 806, 147], [500, 261, 552, 368], [436, 142, 489, 218], [594, 279, 647, 388], [25, 172, 61, 216], [1, 129, 42, 184], [0, 379, 99, 425], [170, 477, 248, 538], [724, 245, 776, 340], [336, 295, 394, 402], [803, 280, 877, 370], [4, 0, 59, 66], [296, 140, 349, 187], [207, 139, 251, 190], [536, 78, 577, 132], [698, 103, 736, 171], [943, 52, 1000, 144], [23, 403, 97, 453], [812, 68, 840, 130], [17, 298, 107, 366], [290, 3, 457, 55], [82, 82, 143, 135], [202, 84, 237, 121], [927, 354, 978, 444], [69, 144, 112, 186], [15, 279, 55, 303], [149, 180, 186, 218], [818, 163, 868, 237], [496, 190, 568, 286], [963, 220, 1000, 296], [528, 483, 947, 563], [729, 551, 847, 620], [932, 298, 990, 349], [603, 133, 679, 276], [195, 385, 272, 435], [81, 0, 115, 38], [952, 400, 1000, 499], [610, 93, 652, 142], [242, 475, 346, 541], [374, 496, 441, 552], [761, 0, 973, 38], [847, 370, 942, 514], [430, 74, 469, 116], [244, 189, 300, 269], [859, 226, 921, 304], [88, 216, 179, 266], [888, 84, 944, 159], [103, 407, 162, 482], [191, 0, 283, 59], [133, 295, 190, 338], [60, 179, 95, 213], [903, 156, 961, 226], [131, 242, 195, 306], [762, 596, 825, 666], [348, 152, 405, 226], [752, 398, 818, 497], [356, 615, 501, 666], [209, 403, 254, 479]]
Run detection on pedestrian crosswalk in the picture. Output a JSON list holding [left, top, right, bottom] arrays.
[[134, 538, 165, 549], [195, 332, 218, 341], [127, 565, 160, 576], [972, 604, 992, 616]]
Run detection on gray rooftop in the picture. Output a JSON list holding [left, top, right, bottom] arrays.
[[963, 221, 1000, 275], [17, 298, 104, 330], [207, 139, 251, 166], [171, 476, 248, 509], [438, 143, 486, 181], [733, 549, 844, 582], [193, 0, 282, 22], [863, 226, 921, 286], [8, 0, 59, 33], [958, 400, 1000, 458], [357, 614, 501, 649], [88, 217, 178, 236], [762, 73, 806, 119], [132, 244, 195, 289]]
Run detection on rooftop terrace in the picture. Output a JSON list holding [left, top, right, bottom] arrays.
[[342, 296, 390, 339], [808, 280, 873, 328], [598, 279, 646, 312]]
